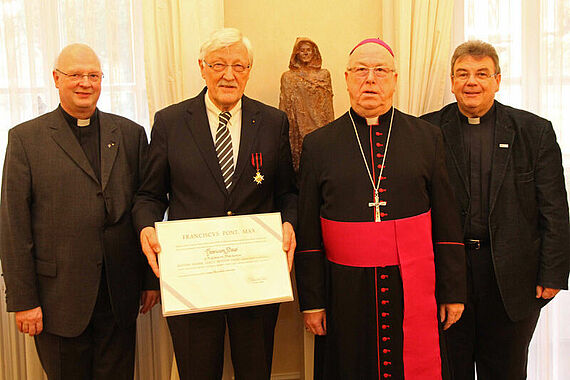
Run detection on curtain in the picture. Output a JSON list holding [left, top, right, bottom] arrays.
[[380, 0, 455, 115], [141, 0, 223, 121], [455, 1, 570, 379]]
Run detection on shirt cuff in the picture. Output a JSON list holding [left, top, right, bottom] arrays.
[[303, 308, 325, 313]]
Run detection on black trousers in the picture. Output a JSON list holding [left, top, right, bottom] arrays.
[[167, 303, 280, 380], [34, 274, 136, 380], [444, 245, 540, 380]]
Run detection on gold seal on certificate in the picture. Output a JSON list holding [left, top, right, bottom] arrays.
[[155, 212, 293, 316]]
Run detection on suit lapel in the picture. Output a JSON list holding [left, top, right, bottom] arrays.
[[440, 108, 469, 195], [49, 110, 99, 184], [231, 96, 260, 193], [489, 103, 515, 213], [99, 111, 120, 191], [185, 92, 227, 193]]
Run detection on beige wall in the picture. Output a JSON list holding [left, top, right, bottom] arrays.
[[224, 1, 381, 377], [225, 0, 382, 118]]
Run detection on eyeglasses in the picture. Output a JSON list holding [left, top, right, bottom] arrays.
[[347, 66, 395, 79], [203, 61, 250, 73], [452, 71, 498, 82], [56, 69, 104, 83]]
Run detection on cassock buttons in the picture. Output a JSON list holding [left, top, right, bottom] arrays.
[[382, 324, 390, 329], [383, 361, 392, 366], [384, 374, 392, 378], [376, 142, 381, 147], [382, 300, 389, 305], [382, 337, 391, 342], [381, 274, 389, 279], [383, 349, 391, 354], [382, 312, 389, 317], [376, 132, 382, 136], [379, 188, 386, 193], [381, 212, 388, 217]]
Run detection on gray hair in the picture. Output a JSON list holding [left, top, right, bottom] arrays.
[[451, 40, 501, 75], [199, 28, 253, 64]]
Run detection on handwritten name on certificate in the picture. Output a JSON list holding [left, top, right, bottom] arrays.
[[155, 212, 293, 316]]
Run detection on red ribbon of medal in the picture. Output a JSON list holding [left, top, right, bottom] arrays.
[[251, 153, 264, 185]]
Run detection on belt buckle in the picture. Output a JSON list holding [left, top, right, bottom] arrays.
[[466, 239, 481, 250]]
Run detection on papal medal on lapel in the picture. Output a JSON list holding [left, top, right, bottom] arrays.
[[251, 153, 264, 185]]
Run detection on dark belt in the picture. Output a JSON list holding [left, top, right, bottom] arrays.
[[464, 238, 489, 250]]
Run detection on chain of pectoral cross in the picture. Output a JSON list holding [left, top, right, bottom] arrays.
[[349, 107, 395, 222]]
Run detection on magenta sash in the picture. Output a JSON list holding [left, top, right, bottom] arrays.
[[321, 210, 442, 380]]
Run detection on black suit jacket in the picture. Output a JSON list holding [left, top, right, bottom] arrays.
[[422, 101, 570, 321], [0, 108, 156, 337], [133, 88, 297, 239]]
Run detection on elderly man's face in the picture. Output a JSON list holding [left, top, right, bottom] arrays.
[[53, 46, 102, 118], [200, 43, 251, 111], [345, 43, 397, 118], [298, 43, 314, 64], [451, 55, 501, 117]]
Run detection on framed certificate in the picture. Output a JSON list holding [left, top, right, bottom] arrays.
[[155, 212, 294, 316]]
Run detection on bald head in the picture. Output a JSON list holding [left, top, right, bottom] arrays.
[[55, 43, 101, 71], [53, 44, 102, 119]]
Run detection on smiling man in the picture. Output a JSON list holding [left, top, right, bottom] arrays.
[[422, 40, 570, 379], [132, 28, 297, 379], [295, 38, 466, 380], [0, 43, 159, 379]]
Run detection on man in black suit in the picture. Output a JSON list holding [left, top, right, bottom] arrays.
[[132, 28, 297, 380], [0, 43, 159, 379], [422, 40, 570, 380]]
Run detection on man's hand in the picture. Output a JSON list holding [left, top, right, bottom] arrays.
[[304, 310, 327, 335], [140, 290, 161, 314], [141, 226, 161, 278], [282, 222, 296, 272], [439, 303, 464, 330], [536, 285, 560, 300], [15, 306, 43, 336]]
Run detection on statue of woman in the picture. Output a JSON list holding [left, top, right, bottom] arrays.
[[279, 38, 334, 173]]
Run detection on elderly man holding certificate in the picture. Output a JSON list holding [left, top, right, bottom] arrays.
[[132, 28, 297, 380]]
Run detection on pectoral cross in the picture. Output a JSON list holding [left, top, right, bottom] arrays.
[[368, 190, 386, 222]]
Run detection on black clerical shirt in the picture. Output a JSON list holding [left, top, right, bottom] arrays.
[[460, 104, 495, 240], [59, 105, 101, 181]]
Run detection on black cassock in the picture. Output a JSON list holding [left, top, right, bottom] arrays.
[[295, 108, 466, 380]]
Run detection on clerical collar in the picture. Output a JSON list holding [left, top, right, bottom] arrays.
[[59, 105, 98, 128], [350, 108, 393, 127], [460, 102, 495, 125]]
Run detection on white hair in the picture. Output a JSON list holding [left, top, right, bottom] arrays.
[[199, 28, 253, 64]]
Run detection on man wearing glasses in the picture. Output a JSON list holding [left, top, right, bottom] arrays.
[[0, 43, 160, 379], [133, 28, 297, 379], [422, 40, 570, 379], [295, 38, 466, 380]]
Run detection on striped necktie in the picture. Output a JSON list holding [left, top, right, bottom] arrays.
[[215, 111, 234, 189]]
